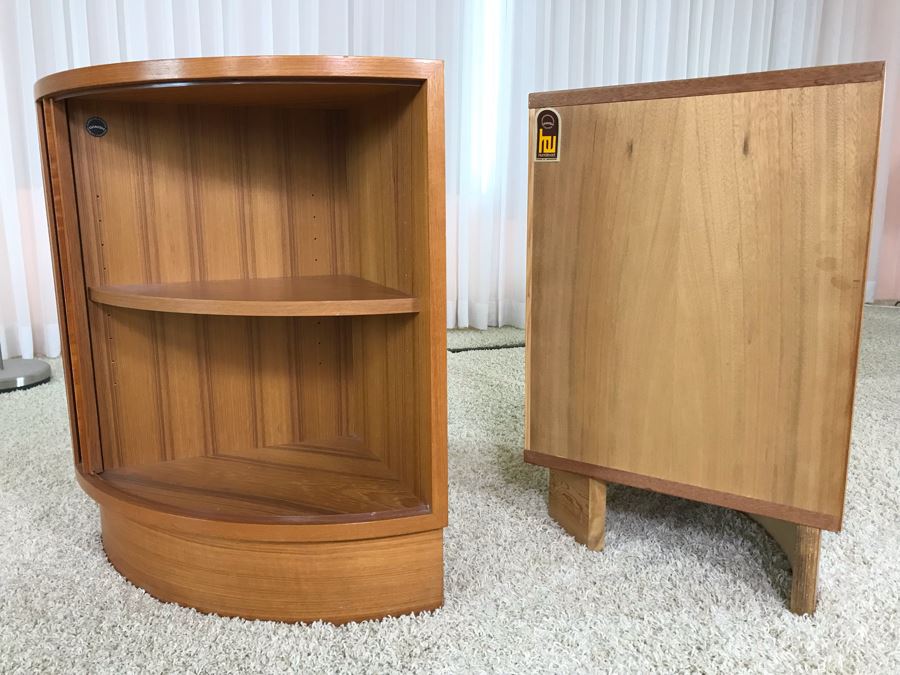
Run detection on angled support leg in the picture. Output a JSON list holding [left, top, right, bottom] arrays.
[[548, 469, 606, 550], [749, 513, 821, 615]]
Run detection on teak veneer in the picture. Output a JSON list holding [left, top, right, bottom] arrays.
[[526, 62, 884, 615], [36, 56, 447, 623], [90, 275, 420, 316]]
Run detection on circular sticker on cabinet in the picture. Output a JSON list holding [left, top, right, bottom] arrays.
[[85, 116, 108, 137]]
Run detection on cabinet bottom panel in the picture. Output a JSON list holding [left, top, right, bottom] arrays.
[[99, 507, 444, 623]]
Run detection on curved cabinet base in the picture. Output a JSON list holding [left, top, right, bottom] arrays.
[[546, 468, 822, 615], [99, 507, 444, 623]]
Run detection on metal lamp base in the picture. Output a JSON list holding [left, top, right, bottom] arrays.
[[0, 358, 52, 392]]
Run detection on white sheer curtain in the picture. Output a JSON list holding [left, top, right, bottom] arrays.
[[0, 0, 894, 357]]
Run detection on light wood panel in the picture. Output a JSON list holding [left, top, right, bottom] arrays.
[[101, 508, 443, 623], [527, 79, 883, 530], [90, 274, 420, 316], [344, 83, 445, 509]]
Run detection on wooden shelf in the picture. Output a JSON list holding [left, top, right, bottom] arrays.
[[89, 274, 419, 316], [100, 452, 429, 524]]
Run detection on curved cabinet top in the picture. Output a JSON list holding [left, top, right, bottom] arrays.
[[35, 55, 442, 100]]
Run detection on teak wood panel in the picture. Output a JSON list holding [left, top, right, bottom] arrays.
[[34, 56, 441, 100], [101, 453, 427, 522], [86, 311, 357, 470], [89, 275, 420, 316], [77, 81, 421, 107], [41, 99, 103, 472], [36, 102, 81, 466], [68, 101, 351, 286], [100, 508, 443, 623], [527, 81, 882, 529], [345, 85, 442, 508], [77, 463, 441, 543]]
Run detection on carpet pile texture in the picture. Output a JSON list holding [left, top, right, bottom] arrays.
[[1, 308, 898, 673]]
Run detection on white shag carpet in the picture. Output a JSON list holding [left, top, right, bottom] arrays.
[[1, 308, 899, 673]]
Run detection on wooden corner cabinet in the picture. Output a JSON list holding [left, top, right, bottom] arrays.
[[35, 56, 447, 623], [526, 62, 884, 614]]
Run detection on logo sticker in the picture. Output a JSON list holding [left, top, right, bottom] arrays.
[[535, 108, 560, 161], [85, 116, 108, 137]]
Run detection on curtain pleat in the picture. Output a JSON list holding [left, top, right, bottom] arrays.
[[0, 0, 892, 356]]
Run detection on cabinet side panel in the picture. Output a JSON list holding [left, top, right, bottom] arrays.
[[37, 101, 80, 465], [528, 81, 882, 524], [42, 99, 103, 472], [345, 93, 418, 488], [344, 83, 445, 513], [422, 71, 448, 521], [525, 109, 536, 457]]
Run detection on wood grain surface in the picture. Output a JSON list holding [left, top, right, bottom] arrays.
[[548, 469, 606, 550], [41, 99, 104, 473], [77, 463, 444, 543], [35, 55, 441, 99], [101, 507, 443, 624], [36, 102, 81, 466], [101, 451, 428, 523], [750, 514, 821, 614], [90, 274, 420, 316], [71, 81, 420, 107], [527, 72, 883, 531], [64, 89, 444, 510]]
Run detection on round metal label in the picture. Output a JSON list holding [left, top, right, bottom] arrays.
[[85, 116, 108, 137]]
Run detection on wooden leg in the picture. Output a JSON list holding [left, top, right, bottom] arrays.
[[548, 469, 606, 550], [749, 514, 821, 615]]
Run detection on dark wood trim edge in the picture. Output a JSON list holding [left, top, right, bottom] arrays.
[[43, 99, 105, 473], [37, 102, 81, 466], [529, 61, 885, 108], [524, 450, 840, 531], [35, 56, 442, 100]]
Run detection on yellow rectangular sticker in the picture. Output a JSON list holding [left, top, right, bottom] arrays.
[[535, 108, 560, 162]]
